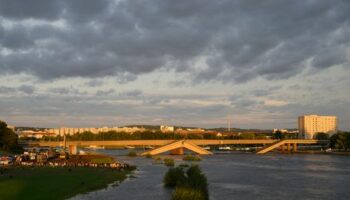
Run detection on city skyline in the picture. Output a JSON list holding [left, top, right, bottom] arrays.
[[1, 0, 350, 130]]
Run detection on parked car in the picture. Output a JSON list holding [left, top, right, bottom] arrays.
[[0, 156, 14, 166]]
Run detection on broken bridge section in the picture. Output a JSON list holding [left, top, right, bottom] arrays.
[[140, 140, 213, 156]]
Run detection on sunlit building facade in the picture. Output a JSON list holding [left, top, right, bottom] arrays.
[[298, 115, 337, 139]]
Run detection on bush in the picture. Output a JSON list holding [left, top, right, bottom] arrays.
[[172, 187, 205, 200], [183, 155, 201, 162], [164, 158, 175, 167], [163, 167, 186, 187], [163, 165, 209, 200], [185, 165, 208, 199], [126, 150, 137, 157]]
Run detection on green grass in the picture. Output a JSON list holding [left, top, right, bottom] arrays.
[[0, 167, 132, 200]]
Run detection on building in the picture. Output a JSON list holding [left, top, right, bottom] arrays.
[[160, 125, 175, 133], [45, 126, 147, 136], [19, 130, 56, 139], [298, 115, 337, 139]]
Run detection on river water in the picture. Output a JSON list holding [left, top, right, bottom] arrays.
[[72, 150, 350, 200]]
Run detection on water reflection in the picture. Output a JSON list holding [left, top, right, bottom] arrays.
[[71, 151, 350, 200]]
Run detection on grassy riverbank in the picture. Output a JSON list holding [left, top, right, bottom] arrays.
[[0, 167, 132, 200]]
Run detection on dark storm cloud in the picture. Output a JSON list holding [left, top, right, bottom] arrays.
[[0, 0, 349, 82], [0, 0, 63, 20]]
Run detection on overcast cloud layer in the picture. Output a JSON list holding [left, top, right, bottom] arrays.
[[0, 0, 349, 130]]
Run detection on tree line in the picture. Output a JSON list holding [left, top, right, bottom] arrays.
[[27, 131, 287, 141]]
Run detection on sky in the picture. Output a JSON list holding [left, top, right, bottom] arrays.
[[0, 0, 349, 130]]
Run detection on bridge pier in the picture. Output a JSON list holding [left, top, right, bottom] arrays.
[[293, 143, 297, 152], [287, 143, 291, 152], [281, 144, 286, 152], [69, 145, 77, 155], [170, 147, 184, 155]]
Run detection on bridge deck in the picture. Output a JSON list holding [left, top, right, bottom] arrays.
[[256, 139, 328, 154], [27, 139, 278, 147], [141, 140, 213, 156]]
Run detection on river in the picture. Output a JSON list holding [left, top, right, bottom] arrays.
[[71, 150, 350, 200]]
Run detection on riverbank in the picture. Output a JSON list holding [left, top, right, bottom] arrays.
[[0, 166, 133, 200]]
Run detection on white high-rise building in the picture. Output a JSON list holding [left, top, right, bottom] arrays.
[[298, 115, 337, 139]]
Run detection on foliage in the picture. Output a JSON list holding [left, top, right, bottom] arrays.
[[273, 131, 284, 140], [163, 167, 186, 187], [164, 158, 175, 167], [172, 187, 206, 200], [0, 120, 22, 153], [127, 150, 137, 157], [163, 165, 209, 200], [330, 132, 350, 150], [184, 165, 209, 199], [183, 155, 201, 161], [315, 132, 329, 140], [239, 132, 256, 139], [39, 130, 277, 141]]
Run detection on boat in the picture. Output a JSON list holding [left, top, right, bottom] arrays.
[[218, 146, 232, 151], [203, 146, 211, 150], [85, 145, 105, 149]]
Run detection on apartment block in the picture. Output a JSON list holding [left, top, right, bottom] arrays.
[[298, 115, 337, 139]]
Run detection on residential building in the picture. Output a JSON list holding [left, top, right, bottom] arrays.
[[298, 115, 337, 139], [160, 125, 175, 132]]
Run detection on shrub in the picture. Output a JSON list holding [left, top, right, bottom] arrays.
[[126, 150, 137, 157], [163, 167, 185, 187], [164, 158, 175, 167], [183, 155, 201, 161], [172, 187, 205, 200], [185, 165, 208, 199], [163, 165, 209, 200]]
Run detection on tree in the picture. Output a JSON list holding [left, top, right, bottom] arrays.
[[315, 132, 329, 140], [330, 132, 350, 150], [273, 131, 284, 140], [0, 120, 20, 152]]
